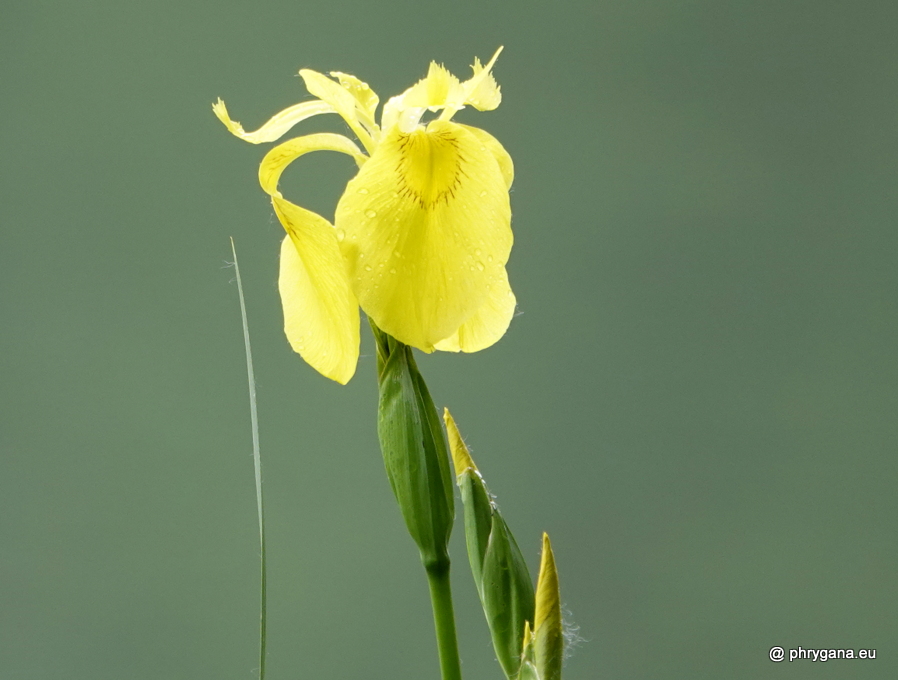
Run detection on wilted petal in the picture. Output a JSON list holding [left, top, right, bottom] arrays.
[[335, 120, 512, 351]]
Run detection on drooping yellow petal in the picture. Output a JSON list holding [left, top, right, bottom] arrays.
[[278, 225, 359, 385], [258, 133, 366, 384], [434, 267, 516, 352], [299, 69, 375, 153], [335, 120, 512, 351], [258, 132, 366, 197], [212, 98, 336, 144]]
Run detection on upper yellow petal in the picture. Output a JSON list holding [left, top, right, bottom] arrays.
[[329, 71, 380, 132], [299, 69, 376, 153], [462, 49, 503, 111], [335, 120, 512, 351], [213, 98, 336, 144], [403, 61, 465, 111]]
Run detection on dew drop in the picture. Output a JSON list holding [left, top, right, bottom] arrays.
[[364, 265, 372, 271], [476, 261, 485, 271], [479, 190, 488, 197], [389, 267, 397, 274], [365, 209, 378, 218], [378, 262, 384, 268], [474, 248, 482, 256], [336, 228, 345, 242], [358, 188, 369, 195], [487, 254, 493, 262]]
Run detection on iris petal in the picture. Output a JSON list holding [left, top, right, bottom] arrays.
[[213, 98, 336, 144], [258, 133, 366, 383], [278, 229, 359, 385], [458, 124, 514, 190], [433, 267, 516, 352], [335, 120, 512, 351], [299, 69, 375, 153]]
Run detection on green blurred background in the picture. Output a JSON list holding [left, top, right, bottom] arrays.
[[2, 0, 896, 678]]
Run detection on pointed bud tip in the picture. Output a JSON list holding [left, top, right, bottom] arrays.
[[534, 532, 560, 632], [443, 408, 478, 477]]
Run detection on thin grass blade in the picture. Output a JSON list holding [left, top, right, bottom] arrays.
[[230, 237, 267, 679]]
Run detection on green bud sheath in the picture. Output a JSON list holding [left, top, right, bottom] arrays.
[[371, 321, 454, 566], [445, 409, 535, 680], [372, 322, 462, 680], [533, 534, 563, 680]]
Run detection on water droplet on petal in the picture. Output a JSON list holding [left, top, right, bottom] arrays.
[[487, 254, 493, 262], [474, 248, 482, 256], [476, 261, 485, 271], [336, 229, 345, 242], [365, 209, 377, 218], [479, 190, 488, 197], [358, 188, 369, 194], [389, 268, 397, 274], [364, 265, 372, 271]]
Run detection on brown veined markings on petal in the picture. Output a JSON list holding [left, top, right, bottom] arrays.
[[394, 128, 468, 210], [335, 120, 512, 350]]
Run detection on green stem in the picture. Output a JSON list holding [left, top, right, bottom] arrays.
[[425, 558, 463, 680]]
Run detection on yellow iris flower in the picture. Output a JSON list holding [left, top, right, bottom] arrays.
[[214, 49, 515, 384]]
